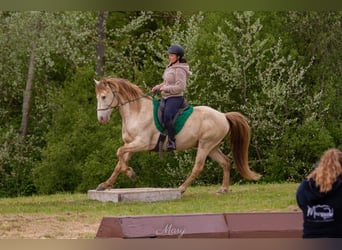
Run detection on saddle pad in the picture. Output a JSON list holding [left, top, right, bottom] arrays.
[[153, 98, 193, 135]]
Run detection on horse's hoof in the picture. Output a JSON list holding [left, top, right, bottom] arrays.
[[130, 172, 137, 181], [178, 186, 186, 194], [96, 184, 106, 191], [215, 188, 228, 194]]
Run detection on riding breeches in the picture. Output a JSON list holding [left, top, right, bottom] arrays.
[[162, 96, 184, 124]]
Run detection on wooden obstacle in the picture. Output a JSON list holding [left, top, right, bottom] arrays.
[[95, 212, 303, 238], [88, 188, 181, 203]]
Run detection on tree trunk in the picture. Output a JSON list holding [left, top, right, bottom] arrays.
[[19, 45, 36, 137], [19, 14, 42, 137], [95, 11, 107, 77]]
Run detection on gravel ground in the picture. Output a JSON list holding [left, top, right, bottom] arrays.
[[0, 213, 100, 239]]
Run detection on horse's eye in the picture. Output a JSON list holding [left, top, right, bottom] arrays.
[[101, 95, 106, 100]]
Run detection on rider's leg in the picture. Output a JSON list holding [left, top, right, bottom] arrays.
[[163, 96, 184, 151], [165, 120, 176, 150]]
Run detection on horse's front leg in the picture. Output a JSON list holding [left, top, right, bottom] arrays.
[[96, 139, 151, 191], [96, 149, 133, 191], [116, 139, 151, 179], [96, 162, 122, 191], [118, 150, 136, 180]]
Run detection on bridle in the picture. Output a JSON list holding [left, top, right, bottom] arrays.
[[96, 84, 118, 111], [97, 84, 149, 111]]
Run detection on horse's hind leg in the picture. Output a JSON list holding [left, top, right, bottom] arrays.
[[178, 147, 209, 194], [208, 147, 231, 194]]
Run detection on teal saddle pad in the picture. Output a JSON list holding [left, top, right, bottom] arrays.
[[152, 98, 193, 135]]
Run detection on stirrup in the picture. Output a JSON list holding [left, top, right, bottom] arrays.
[[167, 140, 176, 151]]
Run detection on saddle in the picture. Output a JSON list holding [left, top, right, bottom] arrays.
[[152, 98, 192, 155], [157, 98, 189, 131]]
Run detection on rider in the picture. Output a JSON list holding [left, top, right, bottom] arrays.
[[152, 44, 192, 151]]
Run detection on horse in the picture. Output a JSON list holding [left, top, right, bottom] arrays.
[[94, 77, 261, 194]]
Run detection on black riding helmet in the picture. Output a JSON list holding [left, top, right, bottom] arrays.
[[167, 44, 184, 57]]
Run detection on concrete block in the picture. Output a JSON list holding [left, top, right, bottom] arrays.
[[88, 188, 181, 203]]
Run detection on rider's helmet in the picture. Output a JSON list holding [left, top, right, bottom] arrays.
[[167, 44, 184, 57]]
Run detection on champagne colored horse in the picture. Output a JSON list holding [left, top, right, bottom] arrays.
[[95, 77, 261, 194]]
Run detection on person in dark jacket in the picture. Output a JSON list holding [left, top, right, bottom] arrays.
[[296, 148, 342, 238]]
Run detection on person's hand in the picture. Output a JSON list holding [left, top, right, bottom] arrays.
[[152, 86, 160, 92]]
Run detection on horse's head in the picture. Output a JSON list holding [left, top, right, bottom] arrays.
[[95, 77, 147, 124], [95, 79, 119, 124]]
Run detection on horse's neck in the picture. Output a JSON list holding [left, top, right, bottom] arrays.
[[119, 106, 136, 123], [119, 98, 152, 125]]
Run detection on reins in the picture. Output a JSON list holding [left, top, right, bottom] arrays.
[[116, 95, 150, 107]]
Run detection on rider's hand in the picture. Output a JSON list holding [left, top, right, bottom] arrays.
[[152, 86, 159, 92]]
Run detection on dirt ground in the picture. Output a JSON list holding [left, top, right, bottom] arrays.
[[0, 213, 100, 239]]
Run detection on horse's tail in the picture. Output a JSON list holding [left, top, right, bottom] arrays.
[[225, 112, 261, 181]]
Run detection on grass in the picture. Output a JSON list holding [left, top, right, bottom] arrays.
[[0, 183, 300, 216]]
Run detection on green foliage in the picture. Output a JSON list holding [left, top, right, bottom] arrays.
[[34, 67, 100, 194], [285, 11, 342, 146], [0, 127, 39, 197], [0, 11, 98, 196], [189, 12, 331, 181], [265, 119, 335, 182], [105, 11, 161, 83]]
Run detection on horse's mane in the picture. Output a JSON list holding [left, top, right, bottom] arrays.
[[97, 77, 149, 111], [104, 77, 145, 98]]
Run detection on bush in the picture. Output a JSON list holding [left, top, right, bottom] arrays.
[[0, 127, 39, 197], [34, 67, 99, 194], [264, 119, 334, 182]]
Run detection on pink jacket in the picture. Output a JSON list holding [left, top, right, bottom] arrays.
[[156, 62, 192, 99]]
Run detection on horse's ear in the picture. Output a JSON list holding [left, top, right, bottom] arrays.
[[94, 79, 100, 85]]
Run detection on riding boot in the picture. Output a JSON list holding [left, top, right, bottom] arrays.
[[165, 121, 176, 151]]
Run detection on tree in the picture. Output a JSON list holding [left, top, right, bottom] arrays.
[[20, 15, 41, 137], [95, 11, 108, 77]]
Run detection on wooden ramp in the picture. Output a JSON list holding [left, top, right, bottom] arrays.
[[88, 188, 181, 203], [95, 212, 303, 238]]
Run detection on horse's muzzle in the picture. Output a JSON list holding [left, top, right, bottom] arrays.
[[98, 115, 110, 124]]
